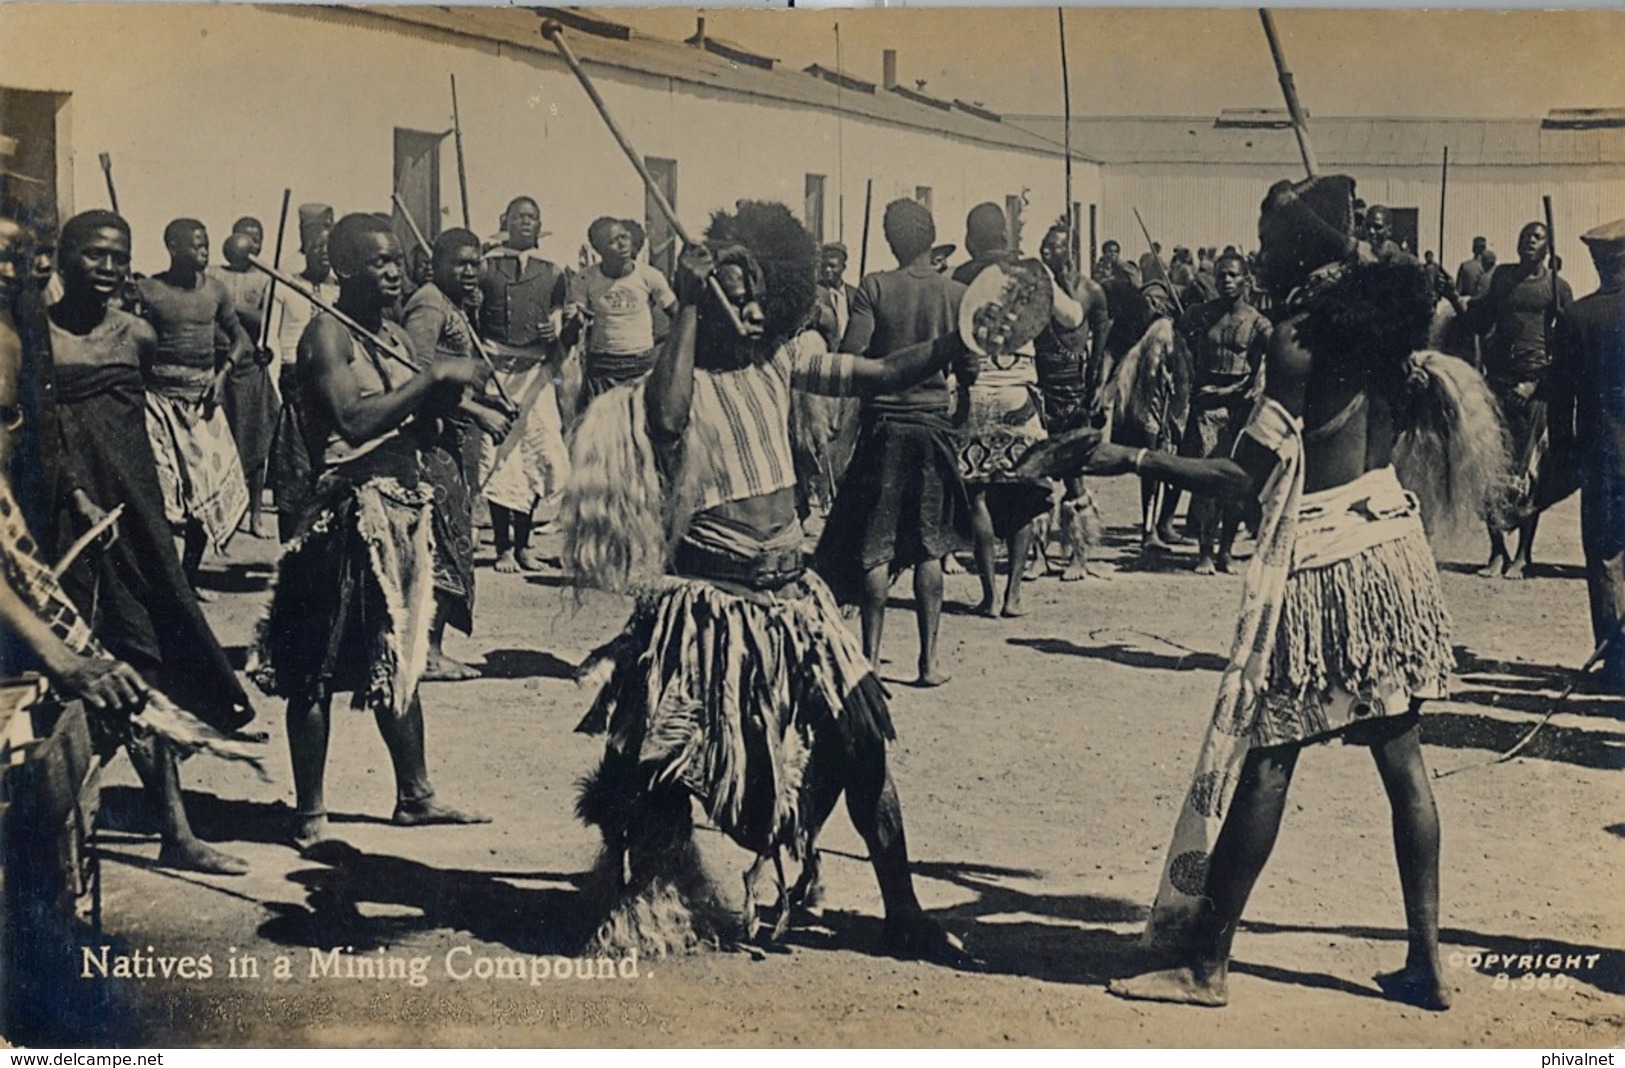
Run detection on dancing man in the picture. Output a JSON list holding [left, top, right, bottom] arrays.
[[566, 202, 985, 958], [1054, 175, 1506, 1009]]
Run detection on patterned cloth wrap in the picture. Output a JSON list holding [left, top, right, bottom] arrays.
[[144, 365, 249, 552], [1144, 399, 1455, 947]]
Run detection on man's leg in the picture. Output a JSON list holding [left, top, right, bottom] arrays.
[[1479, 523, 1511, 578], [913, 558, 949, 687], [181, 520, 210, 597], [1194, 497, 1218, 575], [1505, 514, 1540, 580], [380, 693, 489, 827], [286, 692, 333, 848], [1002, 521, 1034, 618], [861, 563, 890, 670], [246, 464, 267, 538], [1369, 719, 1451, 1010], [1155, 483, 1184, 546], [509, 504, 539, 572], [128, 735, 248, 874], [424, 592, 480, 682], [491, 504, 519, 573], [843, 730, 951, 959], [1109, 743, 1300, 1006], [969, 489, 999, 617], [1216, 508, 1242, 574]]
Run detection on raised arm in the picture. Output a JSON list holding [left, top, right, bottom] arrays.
[[790, 331, 973, 398], [645, 247, 708, 452], [1084, 318, 1310, 502], [302, 316, 483, 446]]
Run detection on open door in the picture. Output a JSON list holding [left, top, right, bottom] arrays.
[[393, 127, 445, 267]]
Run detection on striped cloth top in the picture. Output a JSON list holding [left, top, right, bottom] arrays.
[[691, 331, 856, 510]]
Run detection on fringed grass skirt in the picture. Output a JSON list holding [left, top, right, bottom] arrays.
[[1250, 471, 1454, 749], [576, 570, 893, 860]]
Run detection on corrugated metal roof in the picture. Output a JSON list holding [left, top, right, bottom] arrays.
[[335, 5, 1078, 160], [1008, 114, 1625, 167]]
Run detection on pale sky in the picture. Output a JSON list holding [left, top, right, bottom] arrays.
[[601, 7, 1625, 120]]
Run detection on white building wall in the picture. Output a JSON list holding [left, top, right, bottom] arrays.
[[1101, 162, 1625, 294], [0, 5, 1097, 280]]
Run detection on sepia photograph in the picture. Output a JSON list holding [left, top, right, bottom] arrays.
[[0, 2, 1620, 1049]]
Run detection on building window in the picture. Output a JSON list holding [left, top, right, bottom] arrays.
[[915, 186, 933, 213], [643, 156, 679, 279], [804, 174, 826, 244], [393, 128, 444, 266], [1005, 194, 1025, 253]]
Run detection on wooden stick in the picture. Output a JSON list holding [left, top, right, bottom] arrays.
[[247, 254, 418, 374], [1437, 145, 1449, 269], [858, 178, 873, 279], [542, 21, 747, 336], [390, 193, 514, 409], [450, 74, 472, 230], [1133, 207, 1183, 317], [97, 152, 119, 214], [1059, 7, 1074, 273], [259, 189, 292, 350], [1258, 10, 1319, 178], [51, 504, 125, 579]]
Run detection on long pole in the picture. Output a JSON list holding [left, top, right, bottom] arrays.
[[1437, 145, 1449, 267], [248, 255, 418, 374], [835, 20, 845, 243], [1133, 206, 1183, 316], [259, 188, 292, 350], [450, 74, 471, 230], [1059, 7, 1075, 272], [1258, 9, 1319, 178], [97, 152, 119, 214], [858, 178, 874, 279], [541, 21, 746, 335]]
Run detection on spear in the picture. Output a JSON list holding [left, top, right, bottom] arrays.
[[1059, 7, 1074, 272], [450, 74, 472, 230], [259, 189, 292, 351], [541, 21, 747, 336], [1133, 206, 1184, 317], [1437, 145, 1450, 271], [1258, 10, 1319, 178], [859, 178, 873, 279], [97, 152, 119, 213]]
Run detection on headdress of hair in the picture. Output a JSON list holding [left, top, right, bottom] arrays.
[[703, 200, 817, 349]]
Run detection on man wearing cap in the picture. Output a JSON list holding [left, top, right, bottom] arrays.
[[1550, 219, 1625, 692], [813, 242, 857, 351], [267, 203, 337, 540]]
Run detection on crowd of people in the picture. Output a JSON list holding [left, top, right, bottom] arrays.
[[0, 156, 1620, 1012]]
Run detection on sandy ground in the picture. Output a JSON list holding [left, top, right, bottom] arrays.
[[20, 476, 1623, 1048]]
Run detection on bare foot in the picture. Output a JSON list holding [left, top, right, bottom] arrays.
[[1107, 965, 1228, 1007], [516, 547, 549, 572], [883, 912, 967, 965], [392, 796, 491, 827], [1194, 557, 1217, 576], [158, 838, 249, 876], [494, 550, 520, 574], [913, 671, 952, 688], [1477, 557, 1508, 578], [423, 650, 482, 682], [1001, 599, 1026, 619], [1142, 535, 1173, 555], [292, 812, 329, 852], [1215, 553, 1234, 574], [1375, 966, 1452, 1011], [1155, 526, 1189, 547], [1502, 560, 1529, 581], [941, 554, 967, 575], [1023, 553, 1046, 581], [975, 598, 1000, 619], [193, 587, 218, 604]]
